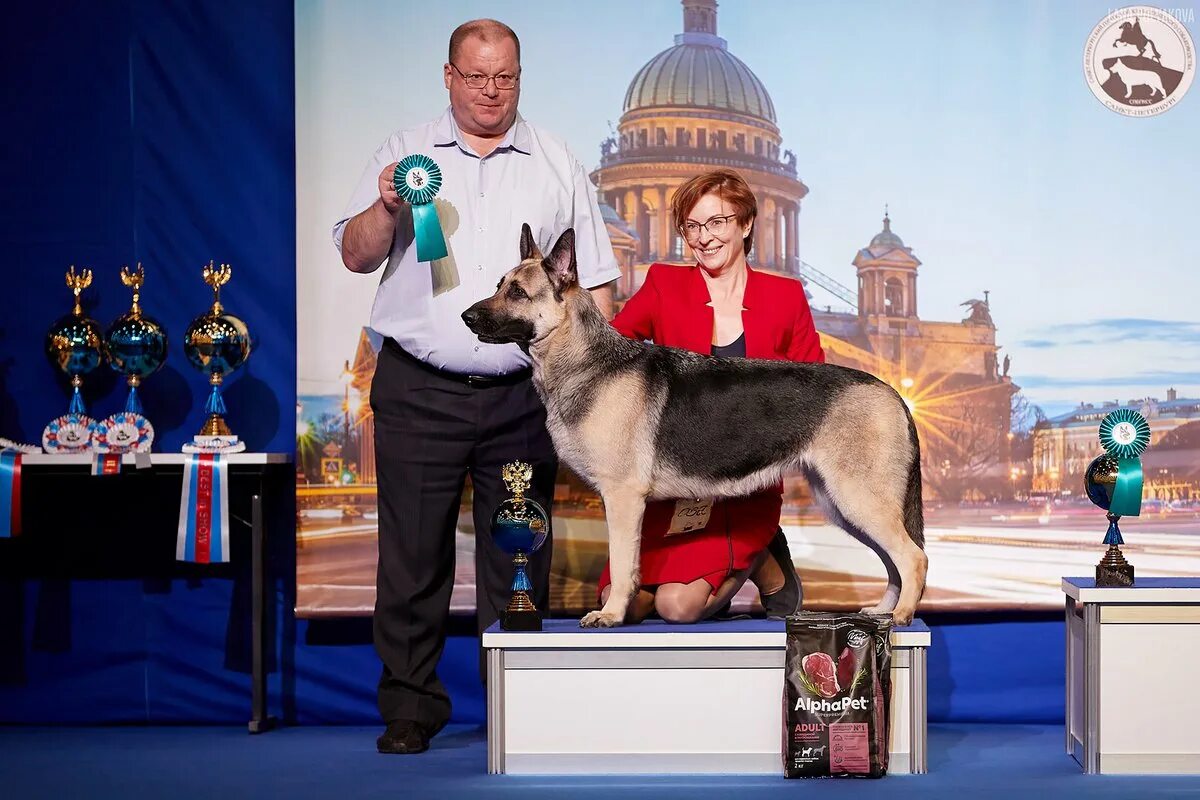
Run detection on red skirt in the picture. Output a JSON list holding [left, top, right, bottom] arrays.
[[597, 488, 783, 597]]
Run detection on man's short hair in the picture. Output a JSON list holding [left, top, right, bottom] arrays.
[[449, 19, 521, 64]]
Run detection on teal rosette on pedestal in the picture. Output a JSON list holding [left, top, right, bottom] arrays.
[[1097, 409, 1151, 518], [393, 154, 448, 262]]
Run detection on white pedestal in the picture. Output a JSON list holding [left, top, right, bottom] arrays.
[[482, 618, 930, 776], [1064, 577, 1200, 774]]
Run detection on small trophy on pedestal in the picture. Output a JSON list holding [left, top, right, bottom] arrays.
[[492, 461, 549, 631], [43, 267, 103, 453], [1084, 409, 1151, 587], [182, 262, 252, 453]]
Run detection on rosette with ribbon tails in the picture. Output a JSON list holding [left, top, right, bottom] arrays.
[[1097, 409, 1150, 518], [393, 154, 448, 262], [1084, 409, 1151, 587], [43, 267, 102, 453]]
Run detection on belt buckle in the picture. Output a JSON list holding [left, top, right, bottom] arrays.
[[465, 375, 487, 388]]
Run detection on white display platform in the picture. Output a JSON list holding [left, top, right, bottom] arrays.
[[1064, 577, 1200, 774], [483, 617, 930, 776]]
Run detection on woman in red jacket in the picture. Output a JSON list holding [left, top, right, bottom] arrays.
[[597, 169, 826, 624]]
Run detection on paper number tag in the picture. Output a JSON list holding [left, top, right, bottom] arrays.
[[668, 498, 713, 535]]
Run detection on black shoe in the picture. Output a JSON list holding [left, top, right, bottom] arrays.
[[377, 720, 429, 754], [760, 527, 802, 618]]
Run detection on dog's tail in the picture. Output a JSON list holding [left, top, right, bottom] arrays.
[[902, 407, 925, 550]]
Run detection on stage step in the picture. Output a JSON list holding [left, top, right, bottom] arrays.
[[483, 617, 930, 775]]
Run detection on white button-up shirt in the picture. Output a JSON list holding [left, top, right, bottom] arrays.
[[333, 108, 620, 376]]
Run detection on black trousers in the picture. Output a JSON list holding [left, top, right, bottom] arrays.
[[371, 341, 557, 733]]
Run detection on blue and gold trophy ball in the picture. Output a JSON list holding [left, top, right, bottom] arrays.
[[493, 461, 549, 631], [97, 264, 167, 452], [182, 262, 251, 453], [43, 267, 102, 453], [1084, 409, 1151, 587]]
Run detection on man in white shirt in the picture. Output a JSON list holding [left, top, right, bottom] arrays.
[[334, 18, 619, 755]]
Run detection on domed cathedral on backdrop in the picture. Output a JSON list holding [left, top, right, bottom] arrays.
[[591, 0, 804, 294], [593, 0, 1018, 502]]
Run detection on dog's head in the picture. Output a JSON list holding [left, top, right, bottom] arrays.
[[461, 223, 578, 346]]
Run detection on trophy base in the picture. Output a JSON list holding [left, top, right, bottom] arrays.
[[501, 608, 542, 632], [1096, 545, 1135, 587], [199, 413, 234, 438], [183, 434, 246, 454]]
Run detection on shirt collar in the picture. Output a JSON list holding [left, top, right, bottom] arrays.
[[433, 107, 532, 157]]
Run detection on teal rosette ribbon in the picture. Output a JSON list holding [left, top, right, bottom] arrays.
[[1098, 409, 1151, 517], [393, 154, 448, 262]]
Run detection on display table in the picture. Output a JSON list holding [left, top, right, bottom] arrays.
[[7, 452, 291, 733], [482, 617, 930, 775], [1064, 577, 1200, 774], [18, 453, 291, 467]]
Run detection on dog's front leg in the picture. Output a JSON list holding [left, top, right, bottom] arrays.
[[579, 486, 646, 628]]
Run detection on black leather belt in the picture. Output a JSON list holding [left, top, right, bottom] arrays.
[[384, 338, 532, 387]]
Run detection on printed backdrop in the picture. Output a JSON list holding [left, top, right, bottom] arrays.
[[295, 0, 1200, 616]]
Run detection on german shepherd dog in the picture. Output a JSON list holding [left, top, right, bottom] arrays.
[[463, 226, 928, 627]]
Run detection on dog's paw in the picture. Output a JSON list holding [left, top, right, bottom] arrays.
[[579, 610, 622, 628]]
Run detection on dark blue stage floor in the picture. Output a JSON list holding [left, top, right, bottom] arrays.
[[2, 724, 1196, 798]]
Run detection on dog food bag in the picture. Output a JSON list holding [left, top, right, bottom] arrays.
[[784, 613, 892, 778], [870, 615, 894, 774]]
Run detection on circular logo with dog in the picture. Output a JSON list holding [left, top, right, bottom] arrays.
[[1084, 6, 1195, 116]]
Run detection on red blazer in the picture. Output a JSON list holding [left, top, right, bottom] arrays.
[[612, 262, 825, 363]]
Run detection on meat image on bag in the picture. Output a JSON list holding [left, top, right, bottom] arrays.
[[784, 613, 892, 778]]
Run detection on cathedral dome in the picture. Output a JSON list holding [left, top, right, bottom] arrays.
[[623, 0, 776, 124]]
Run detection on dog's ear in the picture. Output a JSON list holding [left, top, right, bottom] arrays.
[[543, 228, 577, 293], [519, 223, 541, 262]]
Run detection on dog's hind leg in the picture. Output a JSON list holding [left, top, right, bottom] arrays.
[[863, 561, 902, 615], [827, 483, 926, 625], [805, 461, 927, 625], [805, 468, 901, 614], [856, 539, 901, 615], [879, 532, 926, 626], [580, 484, 647, 628], [805, 388, 928, 625]]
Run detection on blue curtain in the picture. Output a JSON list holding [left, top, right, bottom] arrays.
[[0, 0, 294, 453]]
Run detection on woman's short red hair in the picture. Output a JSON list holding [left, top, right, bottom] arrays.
[[671, 169, 757, 256]]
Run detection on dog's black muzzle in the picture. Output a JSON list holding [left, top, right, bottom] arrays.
[[462, 302, 534, 345]]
